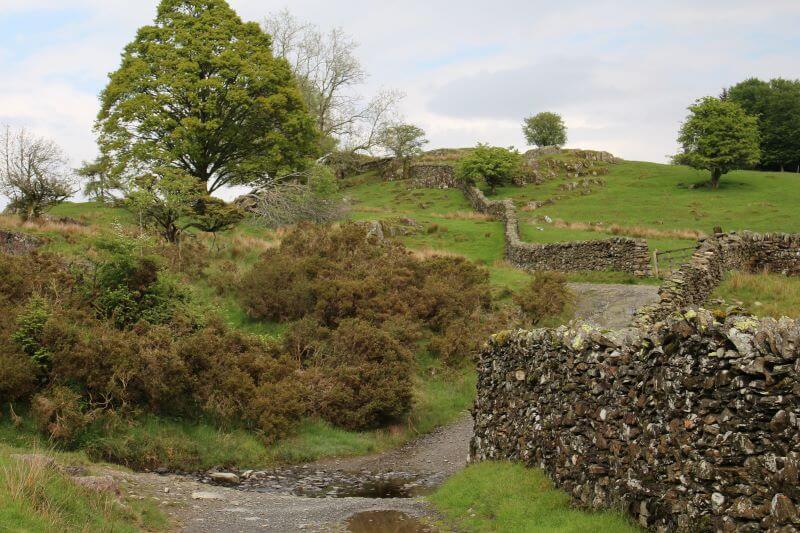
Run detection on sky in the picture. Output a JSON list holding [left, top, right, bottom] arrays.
[[1, 0, 799, 207]]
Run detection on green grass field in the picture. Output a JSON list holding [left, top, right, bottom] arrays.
[[430, 461, 639, 532], [710, 271, 800, 318]]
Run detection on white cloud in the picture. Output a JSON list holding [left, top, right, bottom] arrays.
[[0, 0, 797, 212]]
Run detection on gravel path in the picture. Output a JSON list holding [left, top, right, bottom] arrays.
[[123, 416, 472, 532], [569, 282, 659, 328], [117, 285, 655, 531]]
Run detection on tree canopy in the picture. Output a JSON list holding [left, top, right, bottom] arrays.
[[726, 77, 800, 172], [0, 125, 76, 220], [522, 112, 567, 148], [457, 144, 522, 194], [379, 124, 428, 179], [674, 97, 761, 189], [96, 0, 317, 194]]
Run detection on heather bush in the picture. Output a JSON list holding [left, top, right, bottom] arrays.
[[513, 272, 573, 325], [0, 341, 37, 403], [241, 223, 491, 332], [239, 223, 494, 430], [0, 250, 309, 443]]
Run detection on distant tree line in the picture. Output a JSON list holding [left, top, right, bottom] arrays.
[[722, 78, 800, 172]]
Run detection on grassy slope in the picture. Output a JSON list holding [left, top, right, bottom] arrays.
[[430, 462, 638, 532], [0, 444, 166, 532], [0, 206, 476, 471], [344, 161, 800, 290], [710, 271, 800, 318]]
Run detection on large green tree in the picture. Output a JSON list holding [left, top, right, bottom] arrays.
[[674, 97, 761, 189], [522, 112, 567, 148], [727, 77, 800, 172], [96, 0, 317, 194]]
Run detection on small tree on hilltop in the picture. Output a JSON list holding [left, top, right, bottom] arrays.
[[97, 0, 317, 195], [674, 97, 761, 190], [523, 112, 567, 148], [0, 125, 76, 220], [457, 144, 522, 194], [379, 124, 428, 179], [77, 155, 125, 204]]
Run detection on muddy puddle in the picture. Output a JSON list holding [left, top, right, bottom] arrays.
[[346, 510, 436, 532]]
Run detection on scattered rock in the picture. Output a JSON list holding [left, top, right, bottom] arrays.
[[0, 230, 42, 255], [209, 472, 240, 485], [191, 491, 226, 501], [71, 476, 121, 496]]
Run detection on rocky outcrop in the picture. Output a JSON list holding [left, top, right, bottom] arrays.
[[472, 310, 800, 531], [463, 185, 650, 277], [0, 230, 41, 255], [409, 164, 460, 189]]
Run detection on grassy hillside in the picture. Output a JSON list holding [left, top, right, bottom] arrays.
[[0, 204, 484, 472], [343, 156, 800, 293]]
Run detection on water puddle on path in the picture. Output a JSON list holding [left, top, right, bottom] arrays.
[[346, 510, 436, 532]]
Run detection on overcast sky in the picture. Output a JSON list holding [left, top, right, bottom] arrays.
[[1, 0, 799, 205]]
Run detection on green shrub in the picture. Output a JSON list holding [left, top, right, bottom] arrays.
[[513, 272, 573, 325], [88, 236, 182, 328], [11, 297, 53, 377]]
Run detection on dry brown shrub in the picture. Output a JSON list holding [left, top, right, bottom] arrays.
[[513, 272, 574, 326]]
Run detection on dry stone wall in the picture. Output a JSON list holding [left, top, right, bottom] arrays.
[[472, 311, 800, 531], [638, 231, 800, 325], [463, 185, 650, 276]]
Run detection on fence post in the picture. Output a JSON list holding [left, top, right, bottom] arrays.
[[653, 249, 659, 278]]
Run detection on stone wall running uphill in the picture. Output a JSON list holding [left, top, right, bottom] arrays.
[[463, 185, 650, 277], [638, 231, 800, 325]]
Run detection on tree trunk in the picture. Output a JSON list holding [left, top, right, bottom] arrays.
[[710, 169, 722, 190]]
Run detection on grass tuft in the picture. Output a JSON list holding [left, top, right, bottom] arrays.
[[429, 461, 639, 532]]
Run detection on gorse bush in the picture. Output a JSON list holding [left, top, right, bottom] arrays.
[[240, 223, 494, 429], [87, 233, 182, 328], [513, 272, 573, 326], [241, 223, 491, 330], [0, 251, 306, 445], [11, 297, 53, 378]]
